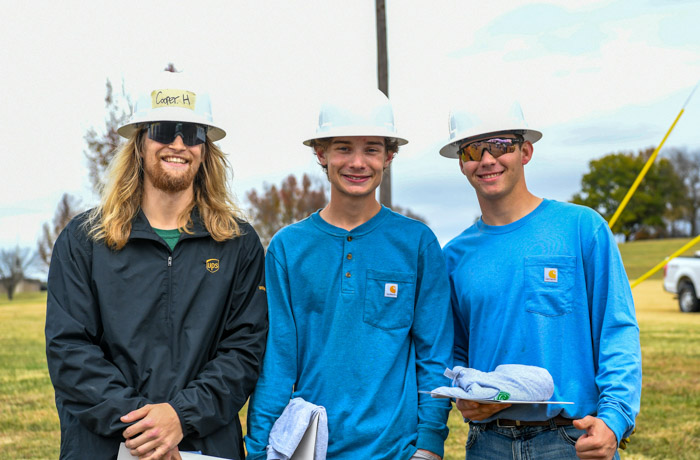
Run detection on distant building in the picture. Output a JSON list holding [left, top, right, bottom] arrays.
[[0, 277, 46, 296]]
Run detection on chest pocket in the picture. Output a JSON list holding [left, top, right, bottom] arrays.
[[363, 269, 416, 330], [524, 255, 576, 317]]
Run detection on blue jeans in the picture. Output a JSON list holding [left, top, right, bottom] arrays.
[[464, 422, 621, 460]]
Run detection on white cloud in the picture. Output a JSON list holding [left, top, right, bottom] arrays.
[[1, 0, 699, 251]]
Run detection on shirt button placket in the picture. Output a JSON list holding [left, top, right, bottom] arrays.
[[342, 234, 354, 292]]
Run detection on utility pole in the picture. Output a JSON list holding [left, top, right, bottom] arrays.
[[376, 0, 391, 207]]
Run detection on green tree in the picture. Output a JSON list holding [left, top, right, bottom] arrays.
[[572, 147, 685, 240]]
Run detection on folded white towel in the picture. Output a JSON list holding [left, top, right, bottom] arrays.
[[267, 397, 328, 460], [433, 364, 554, 401]]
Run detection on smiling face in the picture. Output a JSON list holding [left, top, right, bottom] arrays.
[[141, 133, 203, 193], [316, 136, 392, 201], [458, 134, 533, 203]]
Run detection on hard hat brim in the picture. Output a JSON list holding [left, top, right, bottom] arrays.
[[117, 98, 226, 142], [302, 127, 408, 147], [439, 129, 542, 158], [118, 119, 226, 143]]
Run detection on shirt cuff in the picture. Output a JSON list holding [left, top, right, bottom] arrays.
[[167, 398, 191, 438], [243, 435, 268, 460], [597, 406, 632, 444], [417, 429, 446, 458]]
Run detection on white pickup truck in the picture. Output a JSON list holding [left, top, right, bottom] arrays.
[[663, 251, 700, 312]]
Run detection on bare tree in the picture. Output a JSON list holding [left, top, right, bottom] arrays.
[[247, 174, 327, 248], [37, 193, 83, 270], [84, 64, 178, 194], [40, 64, 176, 268], [391, 205, 428, 224], [0, 246, 35, 300], [667, 147, 700, 236], [36, 79, 127, 278], [83, 79, 131, 195]]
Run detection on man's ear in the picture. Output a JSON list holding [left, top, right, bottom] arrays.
[[316, 147, 327, 166], [384, 150, 395, 169], [521, 141, 534, 165]]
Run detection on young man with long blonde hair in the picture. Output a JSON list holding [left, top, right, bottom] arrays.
[[46, 72, 268, 460]]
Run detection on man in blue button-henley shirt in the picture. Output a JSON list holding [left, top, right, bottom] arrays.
[[245, 89, 453, 460], [439, 103, 641, 460]]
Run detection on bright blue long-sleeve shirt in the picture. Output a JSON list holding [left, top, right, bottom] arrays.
[[443, 200, 641, 443], [246, 206, 453, 460]]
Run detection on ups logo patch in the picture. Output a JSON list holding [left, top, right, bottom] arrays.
[[206, 259, 220, 273]]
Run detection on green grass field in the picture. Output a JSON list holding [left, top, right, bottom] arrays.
[[1, 239, 699, 459], [617, 237, 700, 280]]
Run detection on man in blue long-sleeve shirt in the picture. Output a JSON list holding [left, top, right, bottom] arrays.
[[439, 103, 641, 460], [245, 88, 453, 460]]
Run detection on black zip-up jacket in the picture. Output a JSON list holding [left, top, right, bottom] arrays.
[[45, 208, 268, 459]]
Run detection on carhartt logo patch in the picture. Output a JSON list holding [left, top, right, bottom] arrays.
[[544, 267, 558, 283], [206, 259, 219, 273], [384, 283, 398, 298]]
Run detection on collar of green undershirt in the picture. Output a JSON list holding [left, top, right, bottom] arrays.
[[152, 227, 181, 251]]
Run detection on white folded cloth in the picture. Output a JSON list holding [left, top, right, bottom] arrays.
[[267, 397, 328, 460], [433, 364, 554, 401]]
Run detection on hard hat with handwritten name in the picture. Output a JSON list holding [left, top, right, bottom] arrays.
[[439, 101, 541, 158], [117, 71, 226, 141]]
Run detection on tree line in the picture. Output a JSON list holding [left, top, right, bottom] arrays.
[[572, 147, 700, 241], [2, 75, 697, 299], [1, 75, 422, 300]]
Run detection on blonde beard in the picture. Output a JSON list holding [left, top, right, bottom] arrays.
[[144, 160, 198, 193]]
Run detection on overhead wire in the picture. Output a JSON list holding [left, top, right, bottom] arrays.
[[607, 80, 700, 287]]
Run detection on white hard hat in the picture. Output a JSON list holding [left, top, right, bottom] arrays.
[[303, 88, 408, 146], [117, 72, 226, 142], [439, 102, 541, 158]]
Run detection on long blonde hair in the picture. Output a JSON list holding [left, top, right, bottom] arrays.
[[86, 130, 244, 250]]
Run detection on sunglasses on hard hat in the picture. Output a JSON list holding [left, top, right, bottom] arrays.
[[146, 122, 208, 147], [458, 136, 524, 162]]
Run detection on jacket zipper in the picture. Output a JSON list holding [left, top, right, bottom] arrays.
[[167, 255, 173, 354]]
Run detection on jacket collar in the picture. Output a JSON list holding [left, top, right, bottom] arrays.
[[129, 206, 210, 241]]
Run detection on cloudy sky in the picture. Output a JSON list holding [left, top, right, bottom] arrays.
[[2, 0, 700, 275]]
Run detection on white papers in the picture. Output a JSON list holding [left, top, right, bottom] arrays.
[[419, 390, 574, 405], [117, 442, 231, 460]]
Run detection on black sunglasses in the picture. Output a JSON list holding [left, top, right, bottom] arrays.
[[146, 121, 208, 146]]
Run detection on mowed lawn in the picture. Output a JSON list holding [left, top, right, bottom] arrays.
[[1, 239, 699, 459]]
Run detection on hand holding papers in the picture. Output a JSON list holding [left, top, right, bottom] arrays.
[[117, 443, 231, 460]]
